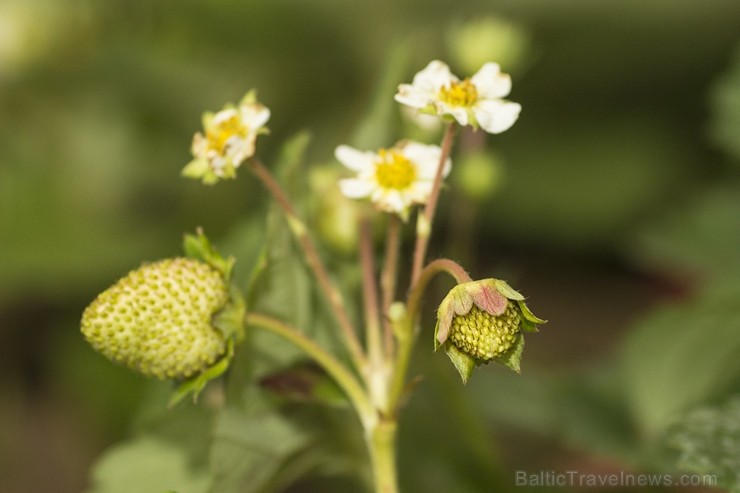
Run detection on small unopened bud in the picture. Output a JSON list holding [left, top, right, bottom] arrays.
[[447, 16, 531, 75], [435, 279, 545, 383], [81, 258, 230, 380]]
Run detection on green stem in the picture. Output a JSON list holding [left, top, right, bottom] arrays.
[[245, 312, 375, 424], [367, 418, 399, 493], [248, 159, 368, 372], [388, 258, 472, 411]]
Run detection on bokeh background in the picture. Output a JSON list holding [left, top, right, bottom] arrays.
[[2, 0, 740, 492]]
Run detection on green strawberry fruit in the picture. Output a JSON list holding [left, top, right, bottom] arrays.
[[81, 258, 229, 380]]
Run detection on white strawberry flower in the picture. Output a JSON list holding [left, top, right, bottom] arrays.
[[183, 90, 270, 185], [395, 60, 521, 134], [335, 141, 451, 221]]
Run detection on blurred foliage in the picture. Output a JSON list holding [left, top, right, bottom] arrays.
[[2, 0, 740, 492], [667, 396, 740, 492]]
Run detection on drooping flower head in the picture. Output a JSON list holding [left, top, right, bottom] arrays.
[[395, 60, 521, 134], [183, 90, 270, 185], [435, 278, 545, 383], [336, 141, 451, 221]]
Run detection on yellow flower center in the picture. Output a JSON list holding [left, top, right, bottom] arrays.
[[438, 78, 478, 107], [206, 113, 248, 156], [374, 149, 416, 190]]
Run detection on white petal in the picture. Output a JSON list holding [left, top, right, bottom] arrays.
[[408, 181, 433, 203], [411, 60, 458, 92], [241, 104, 271, 128], [339, 178, 374, 198], [335, 145, 377, 172], [471, 63, 512, 99], [395, 84, 434, 109], [474, 101, 521, 134], [380, 190, 407, 214], [439, 104, 470, 126], [213, 108, 239, 124], [400, 142, 444, 180]]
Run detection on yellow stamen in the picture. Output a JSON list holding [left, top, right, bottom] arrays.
[[374, 149, 416, 190], [438, 78, 478, 107], [206, 113, 249, 156]]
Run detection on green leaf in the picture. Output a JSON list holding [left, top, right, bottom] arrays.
[[87, 437, 210, 493], [628, 183, 740, 282], [208, 393, 312, 493], [620, 282, 740, 436], [667, 396, 740, 492], [709, 42, 740, 163], [86, 392, 214, 493]]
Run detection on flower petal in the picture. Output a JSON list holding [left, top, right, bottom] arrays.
[[452, 286, 474, 316], [335, 145, 376, 172], [469, 282, 508, 316], [436, 296, 455, 345], [395, 85, 434, 109], [412, 60, 458, 92], [438, 104, 470, 126], [401, 141, 449, 179], [241, 103, 271, 128], [473, 100, 521, 134], [339, 178, 374, 199], [471, 63, 512, 99]]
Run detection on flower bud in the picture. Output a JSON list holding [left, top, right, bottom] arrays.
[[447, 16, 531, 75], [81, 258, 230, 380], [435, 279, 545, 383]]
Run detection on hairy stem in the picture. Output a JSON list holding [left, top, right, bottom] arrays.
[[360, 217, 383, 363], [410, 123, 457, 285], [380, 215, 401, 359], [248, 159, 367, 371], [388, 258, 472, 410]]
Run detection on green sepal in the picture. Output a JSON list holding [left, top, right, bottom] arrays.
[[492, 333, 524, 374], [240, 89, 258, 106], [183, 229, 235, 280], [517, 299, 546, 332], [444, 341, 477, 384], [466, 108, 480, 130], [493, 279, 524, 300], [181, 157, 208, 178], [433, 318, 442, 351], [168, 338, 234, 408], [212, 284, 247, 343]]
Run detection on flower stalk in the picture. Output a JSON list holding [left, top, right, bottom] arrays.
[[245, 312, 375, 424], [410, 123, 457, 284], [247, 158, 368, 373]]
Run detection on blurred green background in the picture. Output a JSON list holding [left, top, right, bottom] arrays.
[[2, 0, 740, 492]]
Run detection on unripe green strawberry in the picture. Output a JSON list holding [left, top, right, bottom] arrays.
[[449, 303, 521, 361], [435, 279, 545, 383], [81, 258, 229, 380]]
